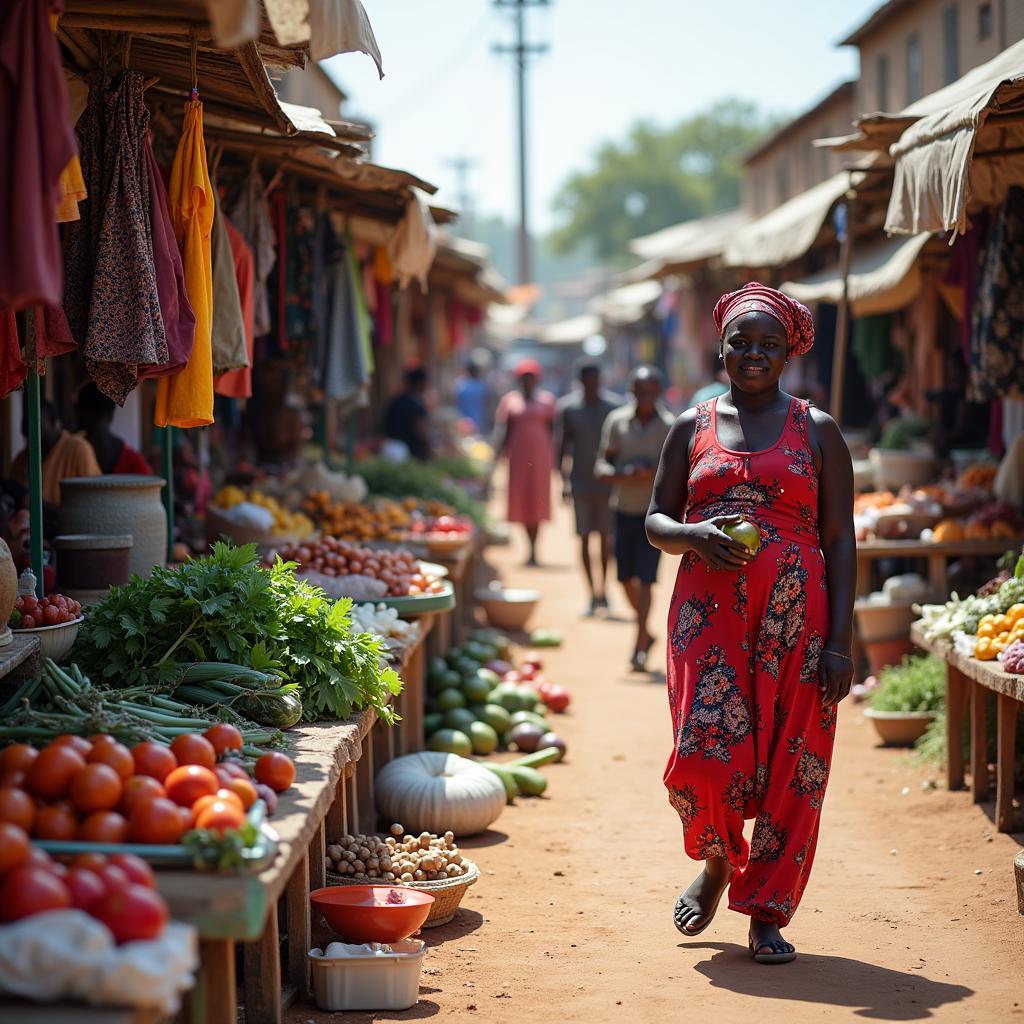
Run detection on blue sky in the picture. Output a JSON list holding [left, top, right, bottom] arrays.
[[325, 1, 882, 231]]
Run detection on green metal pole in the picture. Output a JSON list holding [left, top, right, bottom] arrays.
[[24, 310, 44, 599], [161, 427, 174, 562]]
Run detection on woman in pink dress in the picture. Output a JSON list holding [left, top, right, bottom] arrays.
[[496, 359, 556, 566]]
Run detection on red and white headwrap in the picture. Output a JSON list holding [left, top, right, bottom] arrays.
[[712, 282, 815, 357]]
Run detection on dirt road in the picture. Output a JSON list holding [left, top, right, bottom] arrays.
[[295, 498, 1023, 1023]]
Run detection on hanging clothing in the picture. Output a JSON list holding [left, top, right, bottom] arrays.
[[373, 280, 393, 346], [11, 430, 101, 504], [970, 186, 1024, 402], [284, 206, 317, 351], [942, 217, 985, 366], [0, 0, 77, 310], [496, 388, 556, 526], [664, 398, 834, 929], [215, 219, 255, 400], [63, 71, 168, 403], [851, 315, 900, 380], [56, 155, 86, 223], [210, 191, 249, 377], [0, 311, 27, 398], [318, 217, 369, 402], [155, 100, 214, 429], [138, 134, 194, 381], [229, 161, 275, 337]]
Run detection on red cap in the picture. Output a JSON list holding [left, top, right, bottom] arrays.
[[515, 358, 543, 378]]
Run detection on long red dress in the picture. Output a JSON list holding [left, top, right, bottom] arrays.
[[663, 397, 834, 928], [498, 388, 555, 526]]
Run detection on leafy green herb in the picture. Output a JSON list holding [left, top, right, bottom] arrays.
[[869, 654, 946, 713], [354, 457, 488, 527], [74, 543, 402, 724]]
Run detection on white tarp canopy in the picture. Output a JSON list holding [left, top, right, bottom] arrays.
[[590, 280, 662, 326], [781, 233, 931, 316], [629, 208, 748, 274], [723, 171, 863, 269], [885, 39, 1024, 236], [535, 314, 602, 346]]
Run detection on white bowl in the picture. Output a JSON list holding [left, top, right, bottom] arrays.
[[14, 616, 84, 662], [474, 588, 541, 631]]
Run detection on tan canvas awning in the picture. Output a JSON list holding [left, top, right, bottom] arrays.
[[536, 314, 602, 346], [781, 233, 931, 315], [590, 280, 662, 326], [723, 171, 864, 269], [629, 208, 748, 275]]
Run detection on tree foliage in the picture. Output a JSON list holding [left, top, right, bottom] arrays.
[[550, 99, 776, 263]]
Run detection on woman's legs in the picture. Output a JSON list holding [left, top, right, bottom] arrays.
[[524, 524, 540, 566]]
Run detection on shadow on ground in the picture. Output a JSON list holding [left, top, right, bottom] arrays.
[[422, 909, 484, 946], [680, 942, 974, 1020]]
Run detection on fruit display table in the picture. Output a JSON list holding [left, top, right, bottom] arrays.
[[857, 538, 1024, 600], [431, 536, 480, 644], [910, 624, 1021, 833], [161, 626, 428, 1024]]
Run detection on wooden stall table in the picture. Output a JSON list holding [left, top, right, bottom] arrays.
[[430, 536, 480, 644], [158, 620, 428, 1024], [857, 539, 1024, 600], [910, 623, 1021, 833]]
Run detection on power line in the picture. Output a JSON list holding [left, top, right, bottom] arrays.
[[493, 0, 549, 285]]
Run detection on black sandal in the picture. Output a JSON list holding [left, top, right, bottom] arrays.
[[673, 889, 724, 937], [748, 937, 796, 964]]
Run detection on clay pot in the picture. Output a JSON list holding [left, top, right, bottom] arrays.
[[864, 708, 937, 747], [862, 635, 916, 676], [54, 534, 133, 604], [59, 476, 166, 579], [0, 539, 17, 647]]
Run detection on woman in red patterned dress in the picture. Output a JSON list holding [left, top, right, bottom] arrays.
[[646, 284, 855, 964]]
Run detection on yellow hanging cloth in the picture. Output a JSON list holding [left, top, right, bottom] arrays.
[[49, 11, 86, 223], [155, 99, 214, 428]]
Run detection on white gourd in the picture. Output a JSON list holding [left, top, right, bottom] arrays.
[[375, 752, 506, 837]]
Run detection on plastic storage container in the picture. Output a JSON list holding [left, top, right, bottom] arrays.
[[309, 940, 426, 1012]]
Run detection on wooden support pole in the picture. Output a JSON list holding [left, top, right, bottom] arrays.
[[355, 731, 376, 834], [242, 909, 282, 1024], [995, 693, 1018, 833], [344, 764, 358, 837], [971, 683, 990, 802], [190, 939, 236, 1024], [284, 851, 311, 997], [325, 774, 346, 844], [24, 311, 44, 598], [829, 178, 855, 425], [160, 427, 174, 562], [946, 665, 969, 791], [308, 819, 326, 891]]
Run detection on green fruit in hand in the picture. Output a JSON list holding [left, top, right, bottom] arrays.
[[724, 519, 760, 554], [436, 688, 466, 712]]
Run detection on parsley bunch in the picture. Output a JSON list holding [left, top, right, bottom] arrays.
[[74, 543, 402, 724]]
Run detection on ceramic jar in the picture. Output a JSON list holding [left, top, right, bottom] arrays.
[[54, 534, 133, 604], [60, 476, 166, 579]]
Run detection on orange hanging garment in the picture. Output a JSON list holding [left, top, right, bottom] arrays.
[[155, 99, 214, 428]]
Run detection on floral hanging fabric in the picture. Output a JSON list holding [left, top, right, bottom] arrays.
[[63, 71, 169, 403]]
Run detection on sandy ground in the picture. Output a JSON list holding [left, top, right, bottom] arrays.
[[288, 495, 1023, 1024]]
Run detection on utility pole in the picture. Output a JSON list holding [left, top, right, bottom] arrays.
[[493, 0, 548, 285], [445, 156, 478, 235]]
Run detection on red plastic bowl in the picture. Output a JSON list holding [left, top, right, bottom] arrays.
[[309, 886, 435, 943]]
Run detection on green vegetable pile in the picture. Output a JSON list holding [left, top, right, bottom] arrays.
[[868, 654, 946, 713], [74, 543, 402, 724], [354, 457, 488, 527], [877, 416, 930, 451]]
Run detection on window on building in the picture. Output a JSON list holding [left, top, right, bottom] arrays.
[[978, 2, 993, 39], [906, 33, 922, 103], [943, 4, 959, 83], [876, 54, 890, 110]]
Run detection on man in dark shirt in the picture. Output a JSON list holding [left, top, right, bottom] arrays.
[[556, 361, 619, 615], [384, 366, 431, 461]]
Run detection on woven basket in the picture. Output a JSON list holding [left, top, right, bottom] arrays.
[[325, 859, 479, 928]]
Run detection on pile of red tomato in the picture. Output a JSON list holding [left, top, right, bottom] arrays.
[[0, 728, 296, 847], [503, 652, 571, 714], [11, 592, 82, 629], [0, 839, 168, 944], [412, 514, 473, 537]]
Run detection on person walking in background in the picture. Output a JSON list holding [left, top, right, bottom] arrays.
[[557, 360, 618, 615], [597, 366, 674, 670], [455, 358, 490, 434], [646, 283, 855, 964], [495, 359, 556, 567], [384, 365, 432, 461], [74, 382, 153, 475]]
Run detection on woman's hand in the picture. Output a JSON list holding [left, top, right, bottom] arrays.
[[686, 516, 753, 570], [818, 648, 854, 707]]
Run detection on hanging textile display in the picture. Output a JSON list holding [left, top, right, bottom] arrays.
[[970, 186, 1024, 402], [229, 160, 276, 337], [0, 0, 78, 310], [319, 217, 369, 403], [347, 230, 374, 378], [284, 204, 317, 352], [155, 99, 215, 429], [63, 71, 169, 403], [138, 134, 195, 380], [210, 191, 249, 377], [215, 217, 255, 400]]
